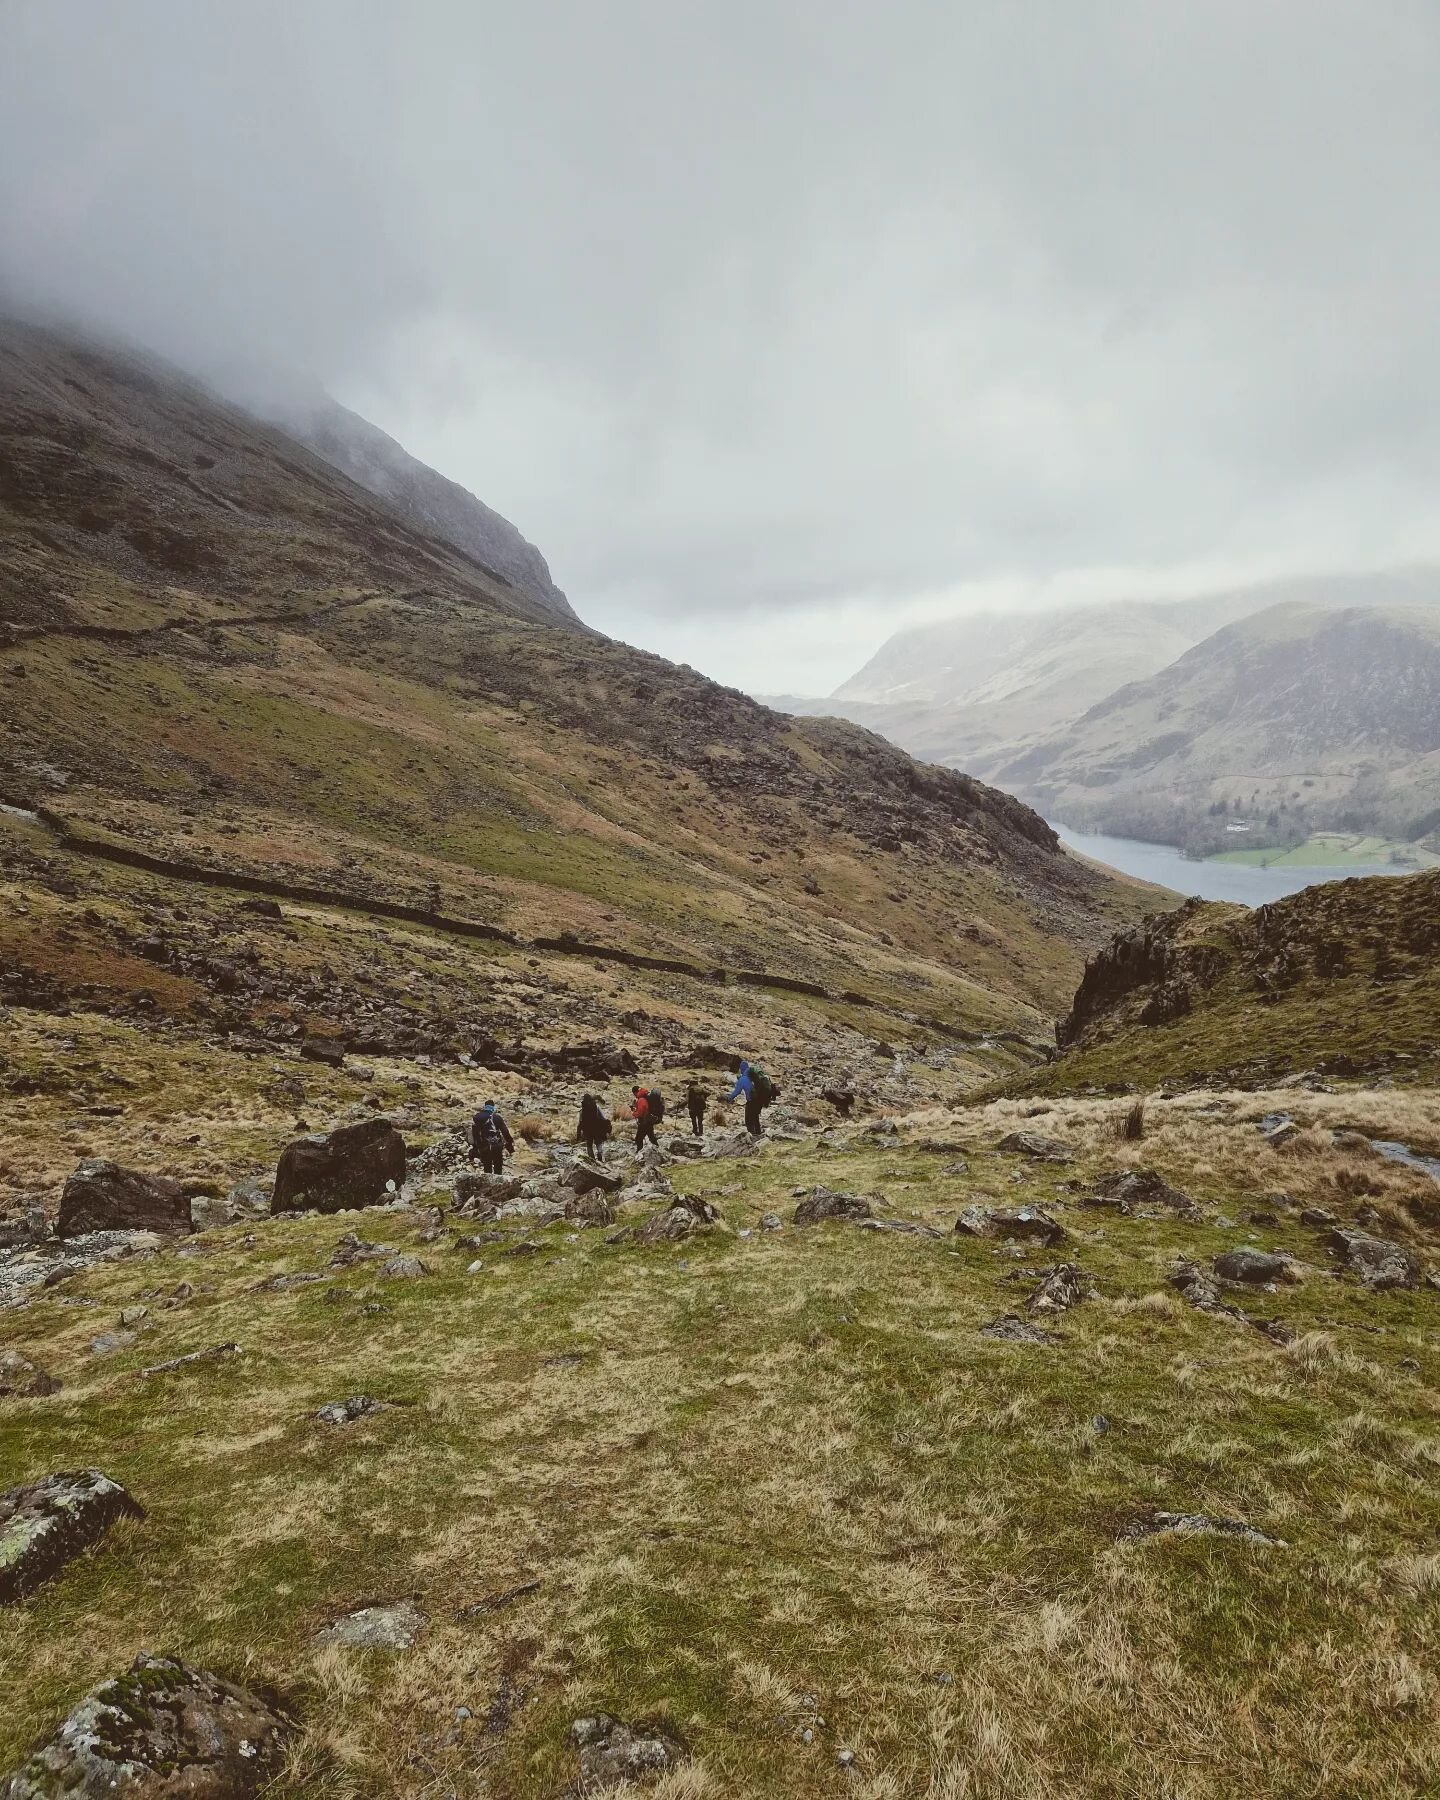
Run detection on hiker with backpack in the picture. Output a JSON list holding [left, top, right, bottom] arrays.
[[471, 1100, 515, 1174], [685, 1078, 708, 1137], [576, 1093, 612, 1163], [630, 1085, 660, 1150], [726, 1059, 777, 1136]]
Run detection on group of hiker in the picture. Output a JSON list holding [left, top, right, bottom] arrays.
[[469, 1057, 779, 1170]]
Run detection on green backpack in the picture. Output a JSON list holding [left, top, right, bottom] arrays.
[[751, 1068, 776, 1107]]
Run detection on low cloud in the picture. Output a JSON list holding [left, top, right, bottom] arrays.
[[5, 0, 1440, 688]]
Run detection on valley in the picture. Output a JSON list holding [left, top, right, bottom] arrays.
[[3, 322, 1440, 1800]]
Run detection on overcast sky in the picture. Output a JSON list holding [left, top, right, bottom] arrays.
[[5, 0, 1440, 692]]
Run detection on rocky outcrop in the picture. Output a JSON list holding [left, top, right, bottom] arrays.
[[57, 1163, 192, 1239], [997, 1130, 1073, 1163], [271, 1119, 406, 1215], [1057, 899, 1234, 1049], [0, 1653, 292, 1798], [0, 1470, 144, 1603]]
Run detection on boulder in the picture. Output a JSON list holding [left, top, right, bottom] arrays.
[[1213, 1248, 1297, 1286], [0, 1351, 61, 1400], [1326, 1228, 1419, 1290], [953, 1205, 994, 1238], [0, 1470, 144, 1604], [57, 1163, 191, 1239], [997, 1131, 1073, 1164], [794, 1187, 874, 1226], [821, 1087, 856, 1117], [299, 1036, 346, 1068], [271, 1119, 405, 1215], [570, 1714, 683, 1789], [567, 1160, 625, 1197], [0, 1652, 291, 1798]]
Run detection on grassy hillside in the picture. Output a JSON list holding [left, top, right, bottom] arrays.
[[0, 317, 1153, 1044]]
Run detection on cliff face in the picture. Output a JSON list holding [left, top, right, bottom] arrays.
[[279, 395, 580, 627]]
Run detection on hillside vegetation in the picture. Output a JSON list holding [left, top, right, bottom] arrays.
[[5, 320, 1440, 1800]]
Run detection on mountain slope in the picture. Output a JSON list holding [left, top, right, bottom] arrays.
[[278, 393, 580, 627], [1037, 867, 1440, 1092], [0, 316, 1155, 1057], [1003, 603, 1440, 853], [781, 571, 1440, 779]]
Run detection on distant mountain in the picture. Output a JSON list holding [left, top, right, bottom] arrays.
[[1002, 603, 1440, 852], [277, 395, 580, 627], [806, 571, 1440, 778]]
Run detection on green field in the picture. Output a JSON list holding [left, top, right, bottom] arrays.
[[1210, 833, 1440, 870]]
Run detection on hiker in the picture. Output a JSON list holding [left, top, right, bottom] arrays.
[[630, 1086, 658, 1151], [471, 1100, 515, 1175], [576, 1093, 611, 1163], [727, 1058, 777, 1136], [685, 1077, 708, 1137]]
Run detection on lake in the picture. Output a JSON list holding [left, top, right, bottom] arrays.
[[1050, 822, 1414, 906]]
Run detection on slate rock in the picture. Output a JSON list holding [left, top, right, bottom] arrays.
[[380, 1254, 427, 1280], [1213, 1248, 1296, 1286], [565, 1190, 614, 1227], [299, 1036, 346, 1068], [315, 1395, 383, 1426], [271, 1119, 406, 1215], [997, 1131, 1073, 1164], [0, 1651, 291, 1798], [1326, 1227, 1419, 1290], [0, 1352, 61, 1399], [1086, 1169, 1196, 1215], [313, 1600, 426, 1649], [567, 1160, 625, 1197], [1028, 1262, 1089, 1313], [794, 1187, 874, 1226], [986, 1208, 1067, 1247], [328, 1231, 393, 1268], [1121, 1510, 1286, 1548], [57, 1162, 192, 1239], [570, 1713, 683, 1788], [981, 1314, 1052, 1344], [0, 1470, 144, 1604]]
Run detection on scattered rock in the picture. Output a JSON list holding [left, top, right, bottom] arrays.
[[313, 1600, 427, 1650], [1085, 1169, 1197, 1216], [253, 1271, 326, 1293], [0, 1350, 60, 1399], [565, 1190, 614, 1227], [821, 1087, 855, 1117], [1121, 1510, 1286, 1548], [299, 1036, 346, 1068], [328, 1232, 394, 1268], [380, 1254, 427, 1280], [1028, 1262, 1090, 1313], [0, 1470, 144, 1604], [271, 1119, 406, 1216], [794, 1187, 874, 1226], [759, 1212, 782, 1231], [981, 1314, 1052, 1344], [314, 1395, 383, 1426], [452, 1171, 524, 1214], [1326, 1228, 1419, 1290], [856, 1219, 944, 1238], [955, 1206, 1066, 1247], [997, 1131, 1073, 1164], [567, 1160, 625, 1197], [138, 1343, 239, 1378], [88, 1330, 136, 1357], [1300, 1205, 1337, 1227], [0, 1652, 291, 1797], [57, 1162, 192, 1239], [1213, 1248, 1297, 1287], [569, 1714, 683, 1789]]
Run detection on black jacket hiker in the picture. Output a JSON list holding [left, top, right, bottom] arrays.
[[471, 1103, 515, 1174]]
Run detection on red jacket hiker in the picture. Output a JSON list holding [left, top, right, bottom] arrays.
[[631, 1086, 658, 1149]]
